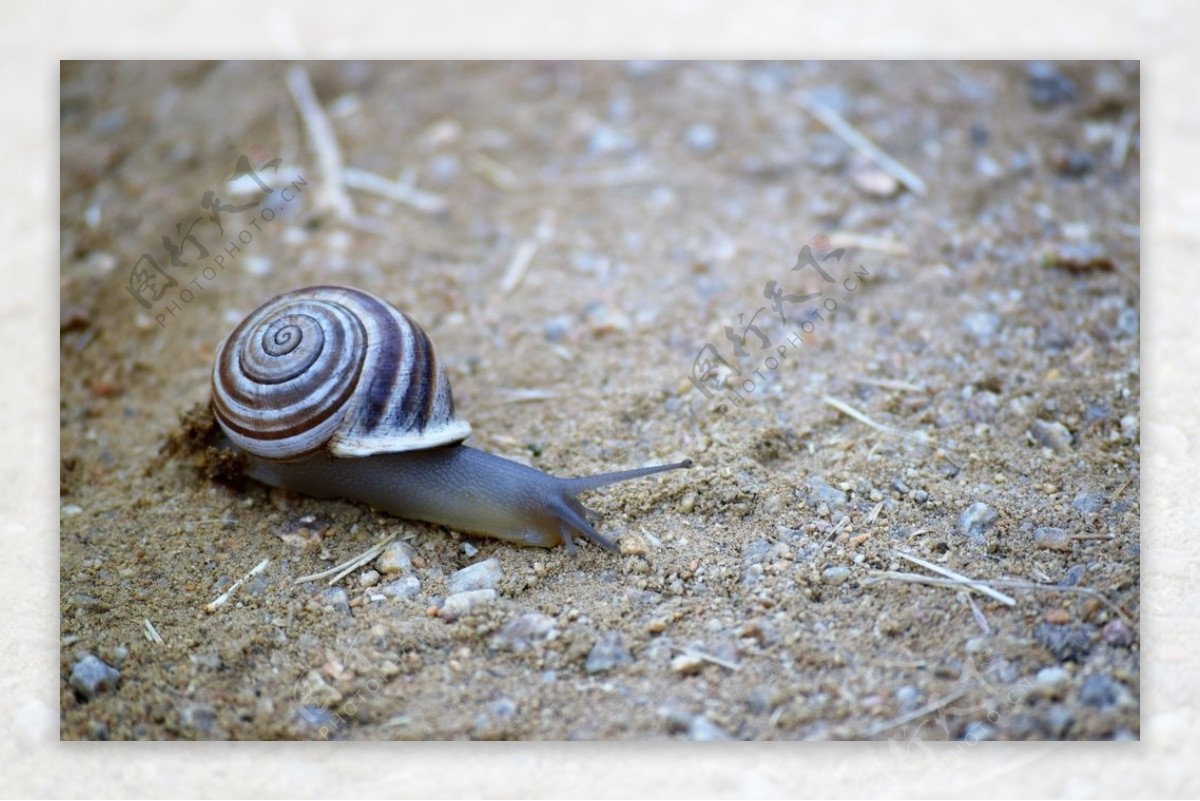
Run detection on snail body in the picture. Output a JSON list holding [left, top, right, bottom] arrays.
[[211, 286, 690, 551]]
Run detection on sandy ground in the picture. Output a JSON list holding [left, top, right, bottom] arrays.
[[59, 60, 1139, 741]]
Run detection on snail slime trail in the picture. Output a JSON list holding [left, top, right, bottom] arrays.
[[211, 286, 691, 552]]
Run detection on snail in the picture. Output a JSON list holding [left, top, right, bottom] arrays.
[[210, 285, 691, 552]]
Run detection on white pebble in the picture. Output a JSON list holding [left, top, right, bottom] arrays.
[[441, 589, 497, 617], [822, 566, 852, 585], [685, 123, 718, 154], [376, 541, 415, 575], [671, 654, 705, 675], [381, 575, 421, 600], [449, 558, 503, 594]]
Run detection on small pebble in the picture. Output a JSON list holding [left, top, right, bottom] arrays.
[[1044, 607, 1071, 625], [680, 493, 696, 514], [1026, 61, 1077, 107], [1101, 618, 1134, 648], [489, 697, 518, 720], [588, 124, 637, 155], [962, 311, 1001, 345], [688, 715, 732, 741], [543, 315, 572, 342], [585, 631, 633, 674], [1045, 242, 1113, 272], [428, 153, 460, 185], [376, 541, 415, 575], [963, 721, 995, 742], [69, 654, 121, 701], [853, 168, 900, 198], [1045, 704, 1074, 737], [1072, 490, 1105, 514], [381, 575, 421, 600], [490, 612, 557, 652], [321, 587, 351, 614], [806, 476, 848, 507], [449, 558, 503, 594], [822, 566, 851, 585], [1078, 674, 1122, 708], [1033, 527, 1071, 551], [684, 123, 718, 154], [441, 589, 497, 618], [1035, 623, 1094, 662], [1050, 147, 1094, 177], [671, 654, 706, 675], [1027, 417, 1075, 453], [1059, 564, 1085, 587], [958, 502, 998, 543], [358, 569, 381, 588], [895, 686, 921, 713], [1036, 666, 1070, 689], [740, 564, 764, 586], [620, 533, 649, 557]]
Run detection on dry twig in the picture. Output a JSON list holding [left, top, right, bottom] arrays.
[[341, 166, 448, 215], [206, 558, 270, 613], [802, 95, 928, 196], [894, 551, 1017, 606], [294, 532, 398, 587], [285, 66, 355, 220], [866, 687, 969, 739]]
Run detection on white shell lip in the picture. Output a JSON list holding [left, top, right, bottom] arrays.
[[329, 418, 472, 456]]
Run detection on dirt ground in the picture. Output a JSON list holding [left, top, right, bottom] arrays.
[[59, 60, 1139, 741]]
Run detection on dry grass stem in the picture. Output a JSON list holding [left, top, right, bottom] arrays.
[[802, 95, 928, 196], [294, 532, 398, 587], [866, 687, 969, 738], [285, 66, 355, 220], [205, 558, 270, 612], [341, 166, 448, 215], [894, 551, 1017, 606]]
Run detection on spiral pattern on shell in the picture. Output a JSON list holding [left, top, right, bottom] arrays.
[[211, 286, 471, 461]]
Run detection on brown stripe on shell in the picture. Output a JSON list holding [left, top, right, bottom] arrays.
[[210, 285, 471, 461]]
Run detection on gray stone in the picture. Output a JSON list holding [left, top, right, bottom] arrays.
[[490, 612, 557, 652], [441, 589, 497, 617], [585, 631, 633, 674], [822, 566, 852, 585], [69, 654, 120, 701], [958, 502, 998, 542], [381, 575, 421, 600], [688, 715, 732, 741], [1035, 623, 1094, 662], [321, 587, 351, 614], [962, 311, 1001, 345], [1072, 490, 1105, 514], [449, 558, 503, 594], [376, 541, 415, 575], [1079, 674, 1123, 708], [1031, 420, 1073, 453], [684, 123, 718, 154]]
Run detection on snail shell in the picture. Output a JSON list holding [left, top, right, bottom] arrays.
[[211, 285, 471, 461]]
